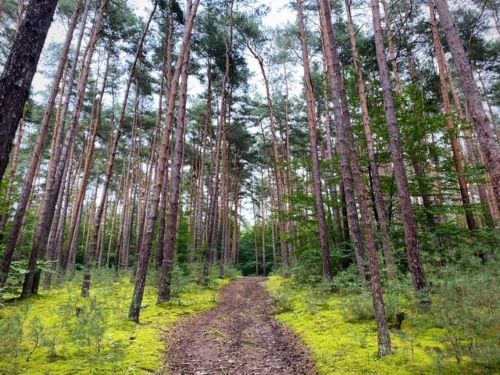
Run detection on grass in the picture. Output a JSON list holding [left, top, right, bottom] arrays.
[[267, 274, 498, 375], [0, 269, 231, 374]]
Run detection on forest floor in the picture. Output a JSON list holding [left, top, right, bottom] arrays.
[[166, 277, 317, 375]]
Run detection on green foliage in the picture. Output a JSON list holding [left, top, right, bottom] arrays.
[[340, 288, 405, 327], [0, 310, 25, 358], [429, 253, 499, 370], [267, 248, 500, 375], [2, 260, 56, 296], [270, 287, 294, 314], [0, 270, 230, 374]]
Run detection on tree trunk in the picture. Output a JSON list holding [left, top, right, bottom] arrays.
[[20, 0, 107, 299], [428, 0, 476, 230], [296, 0, 333, 281], [157, 46, 191, 303], [203, 2, 234, 284], [434, 0, 500, 213], [129, 0, 200, 322], [0, 119, 24, 234], [0, 0, 87, 288], [380, 0, 402, 94], [345, 0, 396, 278], [321, 34, 368, 284], [0, 0, 59, 182], [81, 3, 157, 297], [319, 0, 392, 356], [247, 45, 290, 274], [370, 0, 427, 294], [66, 79, 105, 275]]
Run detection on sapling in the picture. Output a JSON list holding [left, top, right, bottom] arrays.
[[26, 317, 45, 362]]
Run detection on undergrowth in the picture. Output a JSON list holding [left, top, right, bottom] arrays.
[[267, 254, 499, 375], [0, 265, 234, 374]]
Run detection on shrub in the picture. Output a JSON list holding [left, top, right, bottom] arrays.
[[272, 289, 294, 314]]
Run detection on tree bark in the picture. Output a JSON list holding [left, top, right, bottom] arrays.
[[435, 0, 500, 214], [297, 0, 333, 281], [319, 0, 392, 356], [380, 0, 402, 94], [0, 0, 87, 288], [66, 68, 106, 275], [129, 0, 200, 322], [428, 0, 476, 230], [20, 0, 107, 299], [157, 46, 191, 303], [345, 0, 396, 278], [81, 3, 157, 297], [0, 0, 59, 182], [0, 119, 24, 234], [246, 45, 290, 274], [370, 0, 427, 294]]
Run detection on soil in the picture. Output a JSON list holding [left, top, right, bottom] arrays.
[[166, 277, 317, 375]]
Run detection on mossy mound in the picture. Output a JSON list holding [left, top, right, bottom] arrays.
[[0, 273, 231, 374], [267, 276, 496, 375]]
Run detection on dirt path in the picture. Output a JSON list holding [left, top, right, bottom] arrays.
[[166, 277, 317, 375]]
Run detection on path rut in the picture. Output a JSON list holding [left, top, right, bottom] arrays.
[[166, 277, 317, 375]]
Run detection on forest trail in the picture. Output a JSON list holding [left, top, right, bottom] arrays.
[[166, 277, 317, 375]]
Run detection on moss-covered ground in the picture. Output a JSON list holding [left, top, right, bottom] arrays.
[[0, 271, 231, 374], [267, 275, 498, 375]]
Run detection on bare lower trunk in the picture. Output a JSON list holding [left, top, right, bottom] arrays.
[[345, 0, 396, 278], [129, 0, 200, 322], [21, 0, 107, 299], [157, 46, 191, 303], [82, 4, 158, 297], [0, 119, 24, 234], [371, 0, 427, 294], [297, 0, 333, 281], [0, 0, 87, 287], [319, 0, 392, 356], [247, 46, 290, 274]]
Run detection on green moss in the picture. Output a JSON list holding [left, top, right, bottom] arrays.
[[0, 275, 230, 374], [267, 276, 491, 375]]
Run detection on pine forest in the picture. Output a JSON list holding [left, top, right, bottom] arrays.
[[0, 0, 498, 373]]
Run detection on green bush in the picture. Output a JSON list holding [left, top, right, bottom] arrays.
[[271, 289, 294, 314], [430, 256, 499, 371]]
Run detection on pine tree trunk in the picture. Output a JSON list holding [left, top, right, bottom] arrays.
[[434, 0, 500, 214], [0, 119, 24, 234], [319, 0, 392, 356], [204, 3, 234, 284], [66, 92, 104, 275], [20, 0, 107, 299], [321, 38, 367, 284], [370, 0, 427, 294], [297, 0, 333, 281], [44, 135, 74, 287], [0, 0, 59, 182], [129, 0, 200, 322], [82, 3, 157, 297], [428, 0, 476, 230], [53, 145, 76, 274], [252, 185, 259, 276], [157, 46, 191, 303], [247, 45, 290, 274], [345, 0, 396, 278], [380, 0, 402, 94], [0, 0, 87, 287]]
